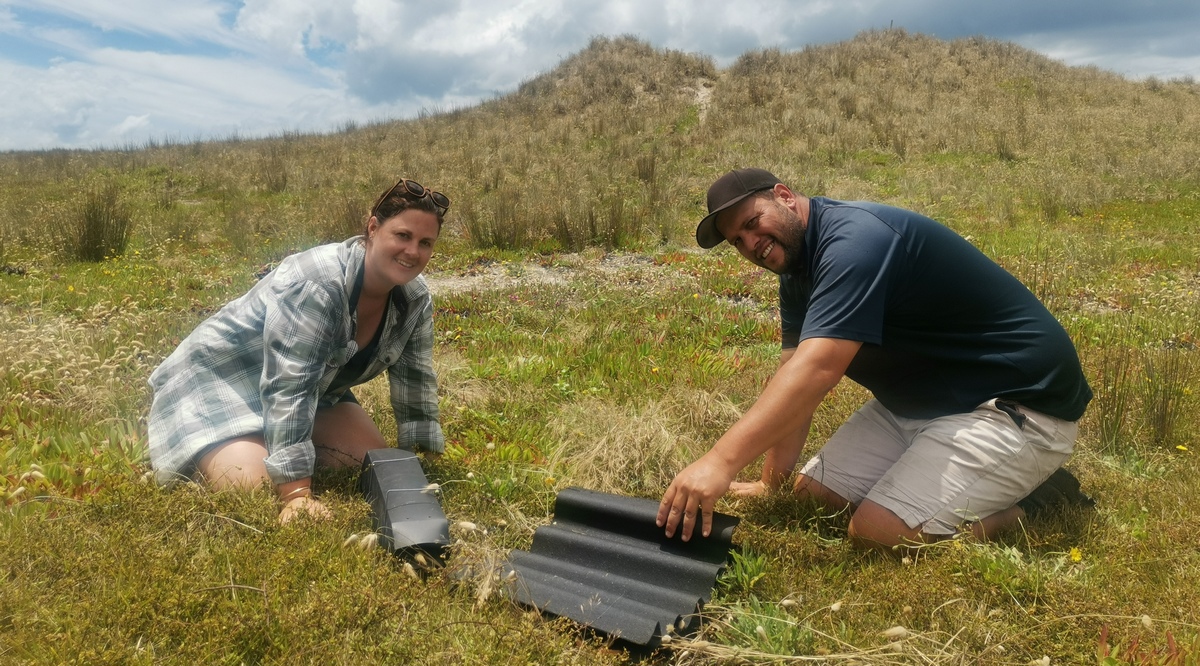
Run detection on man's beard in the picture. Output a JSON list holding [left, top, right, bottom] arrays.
[[769, 202, 807, 276]]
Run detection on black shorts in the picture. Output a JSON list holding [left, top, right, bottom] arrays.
[[317, 387, 359, 408]]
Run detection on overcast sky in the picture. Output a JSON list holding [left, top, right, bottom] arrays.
[[2, 0, 1198, 152]]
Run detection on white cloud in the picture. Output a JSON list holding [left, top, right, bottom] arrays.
[[114, 114, 150, 135], [0, 47, 375, 149], [24, 25, 103, 57], [0, 59, 104, 147], [87, 48, 323, 105], [0, 6, 19, 33], [7, 0, 235, 42], [234, 0, 357, 57]]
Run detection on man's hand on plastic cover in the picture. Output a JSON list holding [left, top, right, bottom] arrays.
[[656, 453, 737, 541]]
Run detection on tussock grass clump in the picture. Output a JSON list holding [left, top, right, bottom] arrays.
[[256, 143, 289, 193], [73, 183, 133, 262], [1141, 346, 1198, 448]]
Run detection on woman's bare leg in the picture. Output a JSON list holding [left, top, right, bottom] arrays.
[[311, 401, 389, 468], [195, 435, 270, 491], [194, 401, 386, 491]]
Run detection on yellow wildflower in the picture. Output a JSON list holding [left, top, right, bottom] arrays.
[[1069, 547, 1083, 563]]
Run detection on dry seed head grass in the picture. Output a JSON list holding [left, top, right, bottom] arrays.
[[545, 389, 742, 496], [444, 527, 513, 609], [0, 302, 160, 418]]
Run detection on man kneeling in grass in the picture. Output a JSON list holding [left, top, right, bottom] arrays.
[[657, 168, 1094, 551]]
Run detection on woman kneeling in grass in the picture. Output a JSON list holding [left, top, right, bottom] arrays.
[[147, 178, 449, 523]]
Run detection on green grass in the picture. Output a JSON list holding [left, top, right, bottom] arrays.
[[0, 481, 620, 665], [3, 30, 1200, 664]]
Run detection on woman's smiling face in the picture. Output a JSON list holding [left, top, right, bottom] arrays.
[[364, 208, 440, 289]]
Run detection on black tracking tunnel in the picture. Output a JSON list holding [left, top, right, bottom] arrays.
[[359, 448, 450, 557]]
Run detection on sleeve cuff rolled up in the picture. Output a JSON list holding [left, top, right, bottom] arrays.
[[397, 420, 445, 454], [263, 441, 317, 486]]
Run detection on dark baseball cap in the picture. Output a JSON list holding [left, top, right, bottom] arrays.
[[695, 168, 782, 248]]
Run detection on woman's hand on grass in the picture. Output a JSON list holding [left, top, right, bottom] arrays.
[[279, 495, 332, 524], [729, 480, 768, 497]]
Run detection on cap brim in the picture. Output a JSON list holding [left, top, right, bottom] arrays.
[[694, 212, 724, 249], [695, 191, 755, 248]]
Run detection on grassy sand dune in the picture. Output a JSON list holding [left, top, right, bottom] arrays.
[[2, 31, 1199, 664]]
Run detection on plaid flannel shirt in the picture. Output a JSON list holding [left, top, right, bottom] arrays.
[[148, 237, 443, 486]]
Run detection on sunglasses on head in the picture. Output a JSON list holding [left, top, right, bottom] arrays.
[[372, 178, 450, 217]]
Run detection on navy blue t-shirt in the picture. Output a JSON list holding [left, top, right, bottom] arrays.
[[780, 198, 1092, 421]]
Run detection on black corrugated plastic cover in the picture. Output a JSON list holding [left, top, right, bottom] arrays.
[[504, 486, 739, 646]]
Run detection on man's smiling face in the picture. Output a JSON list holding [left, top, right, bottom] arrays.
[[715, 186, 807, 275]]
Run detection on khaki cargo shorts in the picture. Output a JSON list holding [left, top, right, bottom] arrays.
[[798, 398, 1077, 535]]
